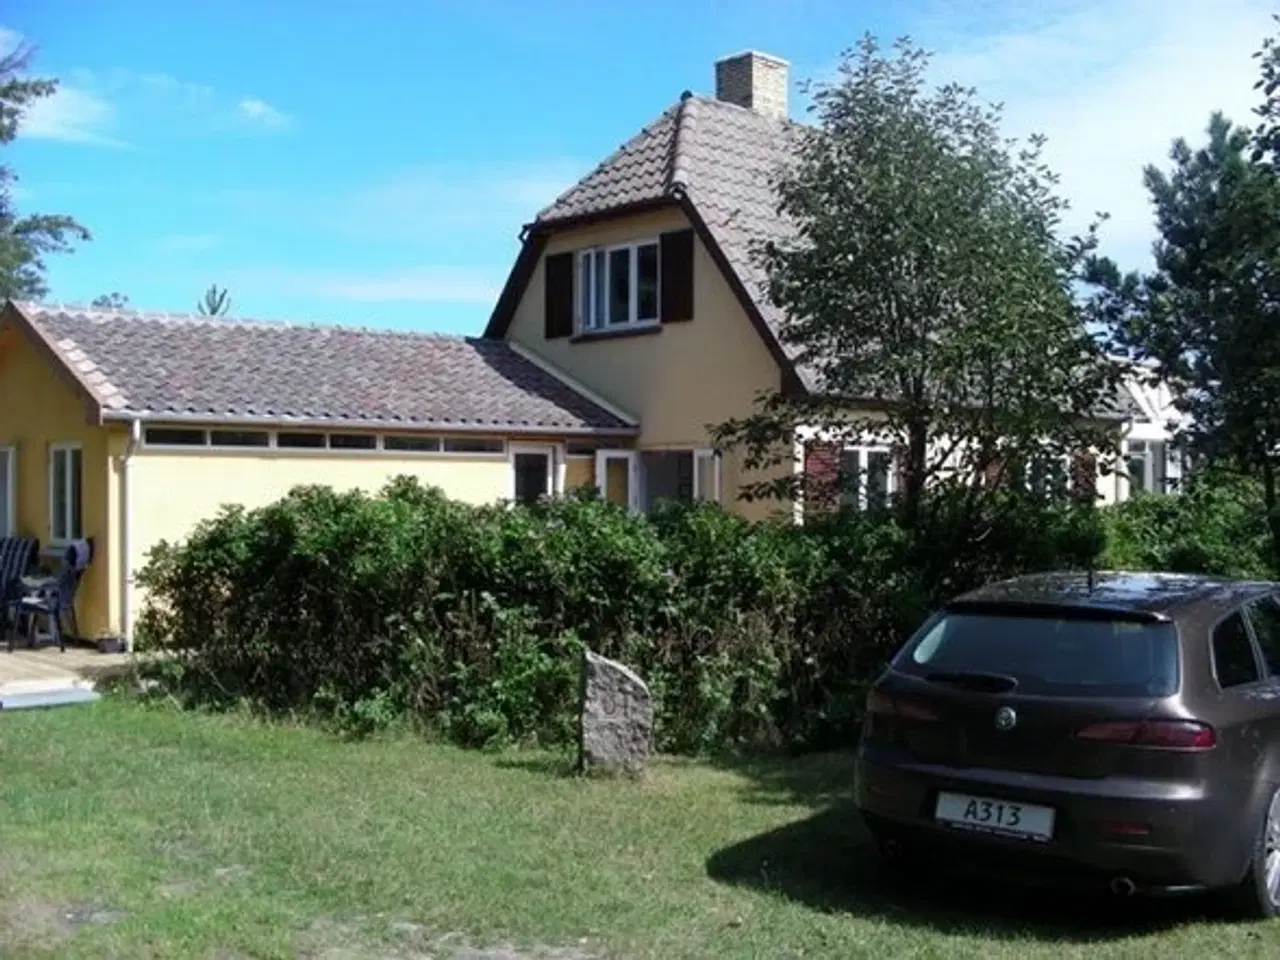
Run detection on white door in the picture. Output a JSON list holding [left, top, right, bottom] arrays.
[[0, 447, 12, 536], [510, 444, 556, 505], [595, 450, 640, 511]]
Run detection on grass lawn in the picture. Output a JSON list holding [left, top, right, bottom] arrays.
[[1, 698, 1278, 959]]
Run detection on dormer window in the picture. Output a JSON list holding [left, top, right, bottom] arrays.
[[541, 229, 693, 340], [577, 241, 659, 331]]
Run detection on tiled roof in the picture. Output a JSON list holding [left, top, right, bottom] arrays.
[[534, 95, 1139, 420], [6, 301, 636, 434], [539, 96, 797, 364]]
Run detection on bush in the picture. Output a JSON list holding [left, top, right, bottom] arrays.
[[1102, 470, 1274, 579], [136, 477, 1108, 754]]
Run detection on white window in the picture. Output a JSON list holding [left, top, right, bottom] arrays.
[[0, 446, 14, 537], [49, 444, 83, 545], [693, 449, 720, 503], [1027, 452, 1071, 497], [840, 446, 894, 511], [577, 241, 659, 332], [1126, 440, 1167, 495]]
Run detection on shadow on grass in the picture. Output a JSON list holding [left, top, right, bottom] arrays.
[[493, 754, 580, 778], [711, 750, 860, 808], [706, 804, 1216, 942]]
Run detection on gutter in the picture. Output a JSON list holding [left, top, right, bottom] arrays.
[[121, 419, 141, 652]]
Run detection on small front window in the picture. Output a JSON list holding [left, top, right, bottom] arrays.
[[840, 446, 894, 511], [1126, 440, 1168, 495], [49, 444, 83, 544], [577, 241, 660, 331], [209, 430, 270, 448]]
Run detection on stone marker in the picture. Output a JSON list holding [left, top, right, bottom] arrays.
[[579, 649, 653, 775]]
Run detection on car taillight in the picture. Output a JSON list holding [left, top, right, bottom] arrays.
[[865, 689, 940, 722], [1076, 719, 1216, 750]]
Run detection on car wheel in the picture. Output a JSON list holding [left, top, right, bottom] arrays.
[[1228, 787, 1280, 919]]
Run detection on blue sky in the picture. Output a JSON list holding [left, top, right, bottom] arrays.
[[3, 0, 1275, 334]]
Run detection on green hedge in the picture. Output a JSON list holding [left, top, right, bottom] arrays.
[[1102, 471, 1274, 579], [136, 478, 1107, 752]]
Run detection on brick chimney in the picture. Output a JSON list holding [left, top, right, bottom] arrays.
[[714, 50, 790, 120]]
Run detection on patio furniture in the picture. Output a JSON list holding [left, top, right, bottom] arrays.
[[7, 539, 91, 653], [0, 536, 39, 652]]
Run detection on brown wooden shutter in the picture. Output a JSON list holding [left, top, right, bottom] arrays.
[[544, 252, 574, 339], [984, 457, 1005, 489], [802, 442, 841, 520], [659, 229, 694, 323]]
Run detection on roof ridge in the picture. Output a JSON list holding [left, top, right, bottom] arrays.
[[20, 301, 477, 343], [668, 91, 695, 193]]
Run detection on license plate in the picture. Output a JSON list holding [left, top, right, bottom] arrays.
[[934, 791, 1054, 842]]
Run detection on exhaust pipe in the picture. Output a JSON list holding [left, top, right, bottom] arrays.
[[1110, 876, 1137, 896]]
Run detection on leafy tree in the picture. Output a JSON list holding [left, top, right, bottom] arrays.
[[91, 292, 129, 310], [0, 39, 90, 301], [1252, 13, 1280, 164], [197, 283, 231, 316], [1087, 111, 1280, 562], [713, 35, 1123, 525]]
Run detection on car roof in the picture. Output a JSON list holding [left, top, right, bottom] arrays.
[[948, 571, 1278, 621]]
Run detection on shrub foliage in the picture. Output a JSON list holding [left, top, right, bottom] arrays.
[[136, 477, 1114, 753]]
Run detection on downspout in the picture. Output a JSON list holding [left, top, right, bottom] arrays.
[[121, 419, 141, 652]]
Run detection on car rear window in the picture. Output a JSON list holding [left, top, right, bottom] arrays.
[[895, 612, 1180, 697]]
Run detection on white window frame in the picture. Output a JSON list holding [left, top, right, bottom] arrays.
[[693, 448, 721, 503], [595, 449, 641, 511], [576, 239, 660, 333], [509, 443, 559, 504], [0, 445, 14, 537], [139, 425, 508, 459], [840, 445, 896, 511], [1025, 450, 1072, 496], [48, 442, 83, 546], [1125, 439, 1166, 495]]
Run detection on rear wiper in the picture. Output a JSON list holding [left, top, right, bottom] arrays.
[[925, 670, 1019, 693]]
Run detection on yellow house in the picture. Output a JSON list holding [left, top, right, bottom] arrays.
[[482, 49, 1140, 517], [0, 50, 1144, 651], [0, 299, 641, 650]]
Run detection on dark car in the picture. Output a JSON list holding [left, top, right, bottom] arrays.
[[855, 570, 1280, 916]]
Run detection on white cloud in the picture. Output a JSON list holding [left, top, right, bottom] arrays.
[[238, 97, 291, 129], [920, 0, 1275, 269], [19, 83, 127, 147], [230, 265, 502, 304], [2, 25, 292, 147], [0, 25, 22, 57]]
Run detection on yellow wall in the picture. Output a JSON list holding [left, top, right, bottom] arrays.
[[0, 322, 114, 637], [506, 207, 787, 522], [125, 447, 515, 627]]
